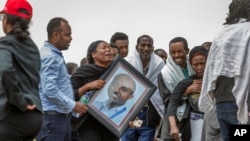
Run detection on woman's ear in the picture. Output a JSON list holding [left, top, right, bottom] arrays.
[[91, 51, 96, 59]]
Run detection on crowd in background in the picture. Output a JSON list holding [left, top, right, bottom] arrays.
[[0, 0, 250, 141]]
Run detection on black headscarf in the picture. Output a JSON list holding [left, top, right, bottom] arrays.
[[87, 40, 105, 64], [189, 46, 208, 63]]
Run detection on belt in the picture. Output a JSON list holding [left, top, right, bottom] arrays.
[[44, 111, 70, 118], [190, 112, 204, 120]]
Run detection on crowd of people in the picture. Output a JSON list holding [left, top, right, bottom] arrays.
[[0, 0, 250, 141]]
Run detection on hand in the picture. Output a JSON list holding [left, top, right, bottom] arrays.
[[26, 104, 36, 111], [87, 80, 105, 90], [187, 79, 202, 94], [73, 102, 88, 116], [128, 117, 141, 128], [170, 125, 180, 141]]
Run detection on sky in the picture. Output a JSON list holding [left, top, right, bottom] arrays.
[[0, 0, 231, 65]]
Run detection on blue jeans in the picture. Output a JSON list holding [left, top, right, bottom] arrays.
[[216, 101, 239, 141], [121, 107, 156, 141], [36, 115, 72, 141], [121, 127, 156, 141]]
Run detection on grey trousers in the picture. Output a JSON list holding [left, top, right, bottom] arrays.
[[201, 107, 223, 141], [160, 108, 175, 140]]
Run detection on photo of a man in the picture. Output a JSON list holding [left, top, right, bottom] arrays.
[[93, 73, 136, 125]]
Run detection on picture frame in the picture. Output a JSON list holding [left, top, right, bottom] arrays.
[[87, 55, 157, 137]]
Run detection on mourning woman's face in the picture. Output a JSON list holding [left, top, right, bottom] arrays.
[[92, 42, 113, 66]]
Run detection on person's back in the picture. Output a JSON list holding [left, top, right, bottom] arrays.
[[0, 0, 43, 140], [199, 1, 250, 140]]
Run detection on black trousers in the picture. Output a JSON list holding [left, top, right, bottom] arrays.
[[78, 116, 119, 141], [0, 107, 42, 141]]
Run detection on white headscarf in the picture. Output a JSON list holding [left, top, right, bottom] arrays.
[[125, 50, 165, 118], [161, 56, 194, 93]]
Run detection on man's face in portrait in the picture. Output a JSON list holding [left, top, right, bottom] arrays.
[[108, 74, 136, 106]]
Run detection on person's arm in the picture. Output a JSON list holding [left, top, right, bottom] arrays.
[[166, 78, 192, 140], [0, 49, 29, 111], [168, 116, 180, 140], [158, 73, 172, 106], [40, 56, 75, 111], [77, 80, 105, 97], [71, 68, 105, 100], [167, 78, 192, 116], [183, 79, 202, 97]]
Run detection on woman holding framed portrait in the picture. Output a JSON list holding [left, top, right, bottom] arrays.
[[71, 40, 118, 141]]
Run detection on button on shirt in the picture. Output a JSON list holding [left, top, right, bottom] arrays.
[[39, 41, 75, 114]]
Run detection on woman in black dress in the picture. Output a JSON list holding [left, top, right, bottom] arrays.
[[71, 40, 119, 141]]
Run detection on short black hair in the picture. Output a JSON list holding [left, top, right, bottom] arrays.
[[154, 48, 167, 54], [110, 32, 129, 44], [66, 62, 78, 75], [136, 34, 154, 45], [47, 17, 68, 39], [201, 41, 212, 47], [80, 57, 88, 66], [169, 37, 189, 51]]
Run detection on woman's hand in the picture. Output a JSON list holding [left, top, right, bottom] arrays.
[[184, 79, 202, 96], [86, 80, 105, 90], [170, 124, 180, 141], [169, 116, 180, 141], [79, 80, 105, 97]]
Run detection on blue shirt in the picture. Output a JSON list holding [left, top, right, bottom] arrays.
[[93, 100, 127, 125], [39, 41, 75, 114]]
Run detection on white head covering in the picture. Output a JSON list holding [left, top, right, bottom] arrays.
[[161, 56, 194, 93], [125, 50, 165, 118]]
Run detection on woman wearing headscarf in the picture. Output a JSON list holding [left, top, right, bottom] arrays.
[[71, 40, 119, 141], [0, 0, 43, 140], [167, 46, 208, 141]]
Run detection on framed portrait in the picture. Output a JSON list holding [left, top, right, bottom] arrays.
[[87, 55, 157, 137]]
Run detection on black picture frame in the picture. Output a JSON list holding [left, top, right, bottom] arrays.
[[86, 55, 157, 137]]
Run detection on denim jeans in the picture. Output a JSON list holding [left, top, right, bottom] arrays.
[[121, 127, 156, 141], [36, 115, 72, 141], [121, 107, 156, 141], [216, 101, 239, 141]]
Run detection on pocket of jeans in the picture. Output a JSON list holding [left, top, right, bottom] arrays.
[[46, 118, 53, 133]]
